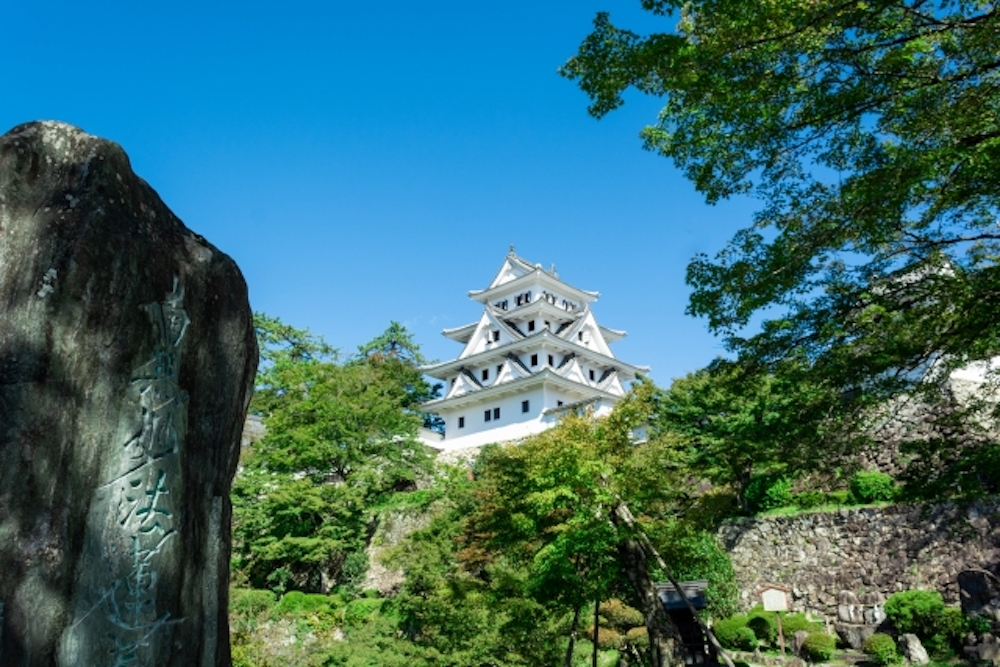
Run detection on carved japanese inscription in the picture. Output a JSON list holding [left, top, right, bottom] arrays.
[[62, 282, 189, 666]]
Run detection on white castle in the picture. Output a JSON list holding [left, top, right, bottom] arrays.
[[421, 248, 647, 452]]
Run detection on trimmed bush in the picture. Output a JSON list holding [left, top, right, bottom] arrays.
[[884, 590, 968, 658], [782, 613, 822, 636], [884, 590, 943, 636], [624, 626, 649, 647], [732, 627, 758, 651], [714, 616, 757, 651], [801, 632, 836, 662], [863, 633, 899, 665], [600, 599, 644, 629], [849, 471, 897, 503], [923, 606, 966, 658], [590, 626, 625, 650], [745, 474, 793, 512], [747, 614, 778, 646]]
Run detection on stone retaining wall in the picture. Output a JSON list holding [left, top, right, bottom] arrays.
[[719, 498, 1000, 616]]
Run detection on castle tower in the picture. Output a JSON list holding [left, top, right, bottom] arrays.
[[421, 248, 647, 451]]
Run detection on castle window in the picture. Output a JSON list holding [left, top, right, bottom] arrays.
[[531, 354, 538, 366], [493, 407, 500, 420], [484, 409, 491, 422], [496, 364, 503, 375], [548, 355, 553, 366], [589, 369, 595, 381], [458, 416, 465, 428], [482, 368, 489, 381], [528, 320, 535, 332], [492, 330, 500, 342], [522, 400, 529, 413], [578, 331, 583, 341], [557, 400, 563, 407]]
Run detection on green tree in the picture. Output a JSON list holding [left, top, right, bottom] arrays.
[[386, 468, 568, 666], [354, 320, 444, 432], [232, 317, 435, 592], [655, 360, 845, 511], [562, 2, 1000, 443], [462, 383, 693, 667]]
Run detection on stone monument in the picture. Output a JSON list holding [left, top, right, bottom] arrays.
[[0, 121, 257, 666]]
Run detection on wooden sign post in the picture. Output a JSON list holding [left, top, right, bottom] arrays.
[[760, 585, 790, 658]]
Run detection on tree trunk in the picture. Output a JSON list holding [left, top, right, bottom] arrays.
[[592, 599, 601, 667], [614, 501, 736, 667], [564, 605, 582, 667], [615, 534, 682, 667]]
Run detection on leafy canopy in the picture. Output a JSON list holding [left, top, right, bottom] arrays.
[[563, 1, 1000, 400], [232, 316, 436, 593]]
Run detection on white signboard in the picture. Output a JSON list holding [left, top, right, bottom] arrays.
[[761, 587, 789, 612]]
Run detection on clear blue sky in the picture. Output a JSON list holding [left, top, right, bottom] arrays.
[[1, 1, 759, 385]]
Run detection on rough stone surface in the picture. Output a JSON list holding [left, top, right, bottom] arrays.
[[899, 634, 930, 665], [0, 122, 257, 666], [720, 498, 1000, 615], [362, 509, 433, 595], [834, 622, 876, 650], [792, 630, 810, 656], [959, 569, 1000, 618], [969, 634, 1000, 665]]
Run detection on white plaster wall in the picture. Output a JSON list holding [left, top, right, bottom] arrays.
[[435, 417, 553, 451], [443, 387, 546, 440]]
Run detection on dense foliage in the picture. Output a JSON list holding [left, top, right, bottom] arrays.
[[883, 589, 967, 657], [653, 361, 864, 510], [884, 590, 947, 637], [384, 384, 740, 666], [864, 633, 901, 666], [801, 632, 836, 663], [563, 0, 1000, 498], [849, 470, 897, 504], [232, 316, 436, 593], [712, 616, 756, 652]]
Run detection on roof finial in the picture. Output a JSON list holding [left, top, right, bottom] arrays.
[[508, 243, 516, 256], [550, 263, 557, 277]]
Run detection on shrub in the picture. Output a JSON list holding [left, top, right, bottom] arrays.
[[343, 597, 385, 627], [863, 633, 900, 665], [732, 627, 759, 651], [747, 614, 778, 646], [229, 588, 276, 617], [969, 614, 993, 635], [884, 590, 944, 636], [782, 613, 823, 636], [801, 632, 836, 662], [849, 471, 897, 503], [274, 590, 337, 617], [923, 606, 966, 658], [884, 591, 966, 658], [794, 490, 828, 509], [589, 626, 625, 650], [600, 599, 644, 630], [624, 626, 649, 647], [655, 523, 740, 619], [745, 474, 793, 512], [714, 616, 757, 651]]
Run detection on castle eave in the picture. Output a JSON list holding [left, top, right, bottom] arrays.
[[423, 371, 618, 413]]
